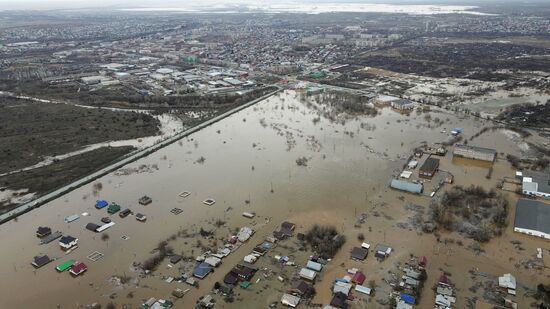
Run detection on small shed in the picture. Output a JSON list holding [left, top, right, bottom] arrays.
[[400, 293, 416, 305], [418, 256, 427, 267], [352, 272, 366, 284], [281, 293, 301, 308], [139, 196, 152, 205], [355, 285, 372, 295], [69, 262, 88, 276], [32, 255, 52, 268], [36, 226, 52, 238], [95, 200, 108, 209], [299, 268, 317, 281], [306, 260, 323, 272], [85, 223, 100, 232], [193, 262, 213, 279], [169, 255, 182, 264], [351, 247, 368, 260], [59, 235, 78, 250]]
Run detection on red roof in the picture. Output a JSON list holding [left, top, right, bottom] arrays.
[[70, 262, 88, 275], [419, 256, 427, 266], [352, 272, 366, 284]]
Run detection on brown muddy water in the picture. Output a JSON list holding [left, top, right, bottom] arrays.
[[0, 90, 545, 309]]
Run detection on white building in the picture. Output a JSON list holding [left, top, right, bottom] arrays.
[[281, 293, 300, 307], [521, 172, 550, 198]]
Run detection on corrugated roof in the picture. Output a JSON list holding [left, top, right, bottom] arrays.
[[514, 199, 550, 234], [390, 179, 423, 194]]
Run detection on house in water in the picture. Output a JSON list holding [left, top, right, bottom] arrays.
[[36, 226, 51, 238], [281, 293, 301, 308], [59, 235, 78, 250], [299, 268, 317, 281], [31, 255, 52, 268], [330, 292, 348, 308], [514, 199, 550, 239], [289, 280, 312, 296], [139, 195, 152, 205], [375, 244, 392, 259], [95, 200, 108, 209], [419, 157, 439, 178], [306, 260, 323, 272], [69, 262, 88, 276], [352, 272, 366, 285], [192, 262, 213, 279], [351, 247, 368, 261]]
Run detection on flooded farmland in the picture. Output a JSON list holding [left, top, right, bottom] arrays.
[[0, 90, 546, 308]]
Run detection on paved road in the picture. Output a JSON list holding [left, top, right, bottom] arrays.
[[0, 88, 282, 224]]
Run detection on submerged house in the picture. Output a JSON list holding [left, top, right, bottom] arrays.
[[95, 200, 108, 209], [193, 262, 213, 279], [390, 179, 423, 194], [281, 293, 301, 308], [59, 235, 78, 250], [32, 255, 52, 268], [69, 262, 88, 276], [36, 226, 51, 238], [419, 157, 439, 178], [299, 268, 317, 281], [139, 196, 152, 205], [351, 247, 368, 261]]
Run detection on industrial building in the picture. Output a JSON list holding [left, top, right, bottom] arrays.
[[390, 99, 414, 110], [419, 157, 439, 178], [519, 171, 550, 198], [452, 144, 496, 162], [514, 199, 550, 239], [390, 179, 423, 194]]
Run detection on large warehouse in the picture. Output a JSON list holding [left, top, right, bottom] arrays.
[[452, 144, 497, 162], [514, 199, 550, 239]]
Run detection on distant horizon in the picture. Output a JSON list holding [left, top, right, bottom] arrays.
[[0, 0, 546, 11]]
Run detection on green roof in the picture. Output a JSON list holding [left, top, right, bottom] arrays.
[[56, 259, 75, 271], [240, 281, 251, 289], [108, 203, 121, 213]]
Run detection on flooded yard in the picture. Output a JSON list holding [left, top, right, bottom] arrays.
[[0, 90, 545, 308]]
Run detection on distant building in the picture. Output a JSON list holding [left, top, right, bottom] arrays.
[[419, 157, 439, 178], [452, 144, 497, 162], [514, 199, 550, 239], [373, 94, 400, 106], [391, 99, 414, 110]]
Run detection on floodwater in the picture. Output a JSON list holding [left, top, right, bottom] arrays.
[[0, 90, 544, 308]]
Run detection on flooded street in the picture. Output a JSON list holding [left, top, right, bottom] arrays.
[[0, 90, 545, 308]]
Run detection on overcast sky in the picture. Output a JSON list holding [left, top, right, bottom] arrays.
[[0, 0, 530, 10]]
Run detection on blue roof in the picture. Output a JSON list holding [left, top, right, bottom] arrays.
[[193, 262, 212, 278], [307, 260, 323, 271], [95, 200, 108, 208], [400, 294, 416, 304], [390, 179, 423, 194]]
